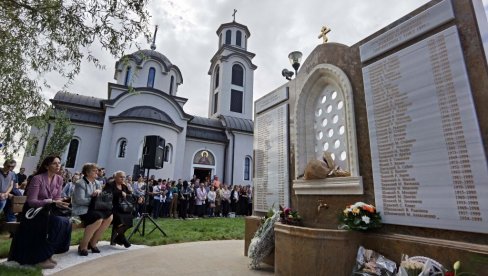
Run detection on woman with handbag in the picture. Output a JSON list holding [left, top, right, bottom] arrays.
[[72, 163, 113, 256], [8, 155, 72, 269], [104, 170, 133, 248]]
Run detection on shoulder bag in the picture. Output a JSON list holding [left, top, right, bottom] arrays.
[[50, 203, 72, 217], [93, 191, 113, 211], [119, 196, 135, 213]]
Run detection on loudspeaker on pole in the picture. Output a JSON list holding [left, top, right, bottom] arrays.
[[141, 135, 165, 169]]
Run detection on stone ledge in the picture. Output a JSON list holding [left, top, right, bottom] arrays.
[[293, 176, 363, 195]]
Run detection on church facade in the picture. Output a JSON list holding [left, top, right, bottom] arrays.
[[21, 20, 256, 186]]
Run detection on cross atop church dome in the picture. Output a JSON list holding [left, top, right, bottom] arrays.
[[150, 25, 159, 50]]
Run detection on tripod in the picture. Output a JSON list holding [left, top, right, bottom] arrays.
[[128, 168, 167, 240]]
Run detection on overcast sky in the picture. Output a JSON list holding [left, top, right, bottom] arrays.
[[8, 0, 487, 166], [43, 0, 466, 117]]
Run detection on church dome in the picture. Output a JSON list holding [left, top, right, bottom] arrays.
[[114, 48, 183, 95], [118, 106, 173, 122], [109, 106, 183, 131], [123, 49, 173, 70]]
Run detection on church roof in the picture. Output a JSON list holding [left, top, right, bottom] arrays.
[[61, 109, 104, 126], [123, 49, 173, 68], [51, 92, 103, 109], [219, 115, 253, 133], [186, 126, 228, 143], [109, 106, 183, 131], [189, 116, 225, 129]]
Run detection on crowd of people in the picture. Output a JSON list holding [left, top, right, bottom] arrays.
[[0, 156, 253, 269], [134, 175, 253, 220]]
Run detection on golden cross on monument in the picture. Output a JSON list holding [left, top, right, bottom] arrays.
[[318, 26, 331, 44], [232, 9, 237, 22]]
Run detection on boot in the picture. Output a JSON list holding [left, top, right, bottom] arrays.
[[116, 234, 131, 248], [113, 234, 124, 246], [110, 228, 118, 246]]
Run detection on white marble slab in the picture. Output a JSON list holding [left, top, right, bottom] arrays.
[[363, 26, 488, 233], [255, 86, 289, 114], [253, 103, 290, 212], [360, 0, 454, 62]]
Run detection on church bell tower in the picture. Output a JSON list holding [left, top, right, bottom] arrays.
[[208, 15, 257, 120]]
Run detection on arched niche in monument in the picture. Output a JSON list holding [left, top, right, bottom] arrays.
[[293, 64, 363, 194]]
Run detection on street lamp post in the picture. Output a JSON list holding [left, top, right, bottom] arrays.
[[282, 51, 303, 80], [288, 51, 303, 77]]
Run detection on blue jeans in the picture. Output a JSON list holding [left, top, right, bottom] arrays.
[[0, 199, 6, 214], [4, 198, 17, 222]]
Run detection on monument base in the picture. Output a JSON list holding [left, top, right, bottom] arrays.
[[273, 223, 488, 276], [293, 176, 363, 195]]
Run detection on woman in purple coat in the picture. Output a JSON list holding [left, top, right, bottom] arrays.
[[8, 155, 72, 269]]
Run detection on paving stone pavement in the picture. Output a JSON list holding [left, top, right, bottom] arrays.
[[47, 240, 274, 276]]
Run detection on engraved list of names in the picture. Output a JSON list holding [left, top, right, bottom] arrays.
[[362, 26, 488, 233], [253, 104, 289, 212]]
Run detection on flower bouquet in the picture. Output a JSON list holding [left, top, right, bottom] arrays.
[[280, 206, 303, 226], [248, 209, 281, 269], [339, 202, 381, 231]]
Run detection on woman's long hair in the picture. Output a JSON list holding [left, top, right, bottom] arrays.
[[25, 155, 61, 196], [36, 155, 61, 175]]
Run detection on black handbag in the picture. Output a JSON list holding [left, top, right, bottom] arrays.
[[93, 191, 113, 211], [119, 197, 135, 213], [50, 203, 72, 217]]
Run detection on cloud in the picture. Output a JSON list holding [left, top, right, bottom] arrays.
[[45, 0, 475, 118]]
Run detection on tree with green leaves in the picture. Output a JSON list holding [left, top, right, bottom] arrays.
[[36, 110, 75, 169], [0, 0, 151, 157]]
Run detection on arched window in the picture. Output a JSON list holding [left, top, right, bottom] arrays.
[[66, 138, 79, 168], [124, 66, 132, 86], [231, 64, 244, 86], [169, 76, 174, 95], [214, 66, 220, 89], [236, 30, 242, 47], [164, 144, 173, 163], [213, 92, 219, 114], [231, 64, 244, 113], [137, 142, 144, 166], [117, 139, 127, 158], [30, 139, 39, 156], [225, 30, 232, 45], [295, 65, 360, 181], [147, 67, 156, 88], [244, 156, 251, 180]]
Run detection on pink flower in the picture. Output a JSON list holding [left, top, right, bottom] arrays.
[[284, 208, 291, 216]]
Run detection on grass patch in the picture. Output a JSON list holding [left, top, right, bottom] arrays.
[[0, 265, 42, 276], [1, 216, 244, 258]]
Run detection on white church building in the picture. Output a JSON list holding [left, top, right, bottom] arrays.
[[22, 20, 256, 185]]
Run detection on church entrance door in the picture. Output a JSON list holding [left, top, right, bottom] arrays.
[[194, 168, 212, 183]]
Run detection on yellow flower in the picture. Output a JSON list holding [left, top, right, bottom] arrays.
[[352, 208, 360, 214], [343, 209, 349, 215]]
